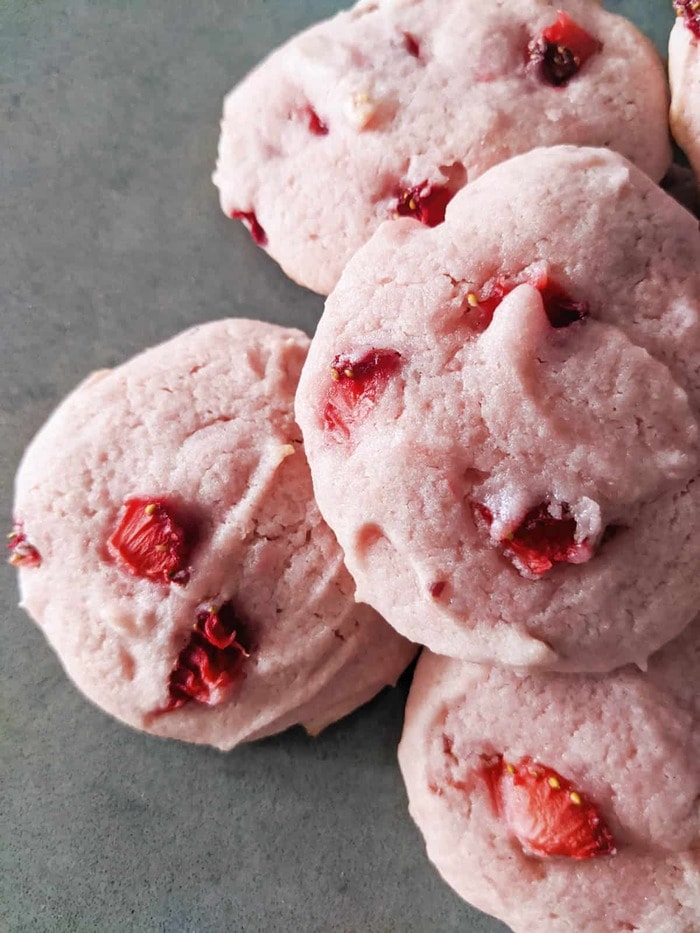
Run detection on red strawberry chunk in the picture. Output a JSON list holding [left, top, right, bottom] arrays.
[[323, 349, 402, 438], [394, 181, 452, 227], [303, 104, 329, 136], [109, 498, 190, 585], [482, 756, 617, 860], [542, 12, 602, 61], [466, 272, 588, 332], [529, 12, 602, 87], [403, 32, 421, 57], [470, 281, 510, 329], [473, 501, 594, 576], [161, 603, 250, 713], [674, 0, 700, 38], [507, 502, 592, 575], [230, 210, 268, 247], [6, 521, 41, 568]]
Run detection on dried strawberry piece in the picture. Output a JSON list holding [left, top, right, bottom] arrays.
[[7, 522, 41, 568], [468, 282, 511, 330], [323, 349, 402, 438], [302, 104, 329, 136], [230, 210, 268, 247], [394, 181, 452, 227], [473, 501, 594, 576], [506, 503, 592, 575], [529, 12, 602, 87], [466, 273, 588, 332], [109, 498, 190, 585], [674, 0, 700, 39], [403, 32, 421, 57], [482, 755, 617, 859], [161, 603, 250, 713]]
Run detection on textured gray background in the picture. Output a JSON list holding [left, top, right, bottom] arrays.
[[0, 2, 676, 931]]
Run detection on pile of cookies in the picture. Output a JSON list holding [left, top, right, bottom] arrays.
[[9, 1, 700, 930]]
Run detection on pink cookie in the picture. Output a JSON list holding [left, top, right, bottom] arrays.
[[670, 3, 700, 183], [295, 146, 700, 672], [398, 621, 700, 933], [213, 0, 671, 295], [10, 319, 416, 750]]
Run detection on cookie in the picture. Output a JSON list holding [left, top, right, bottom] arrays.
[[670, 3, 700, 183], [10, 319, 416, 749], [295, 146, 700, 672], [213, 0, 671, 295], [397, 622, 700, 933]]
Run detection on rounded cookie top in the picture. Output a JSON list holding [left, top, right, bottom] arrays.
[[670, 5, 700, 182], [11, 319, 415, 750], [214, 0, 671, 295], [398, 621, 700, 933], [295, 146, 700, 672]]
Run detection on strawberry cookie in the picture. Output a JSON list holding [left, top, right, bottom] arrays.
[[10, 319, 415, 749], [295, 146, 700, 672], [213, 0, 671, 294], [670, 2, 700, 184], [398, 621, 700, 933]]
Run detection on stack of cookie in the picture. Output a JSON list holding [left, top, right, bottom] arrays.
[[296, 137, 700, 930], [10, 1, 700, 930]]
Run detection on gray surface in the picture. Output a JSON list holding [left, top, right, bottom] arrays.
[[0, 1, 675, 931]]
